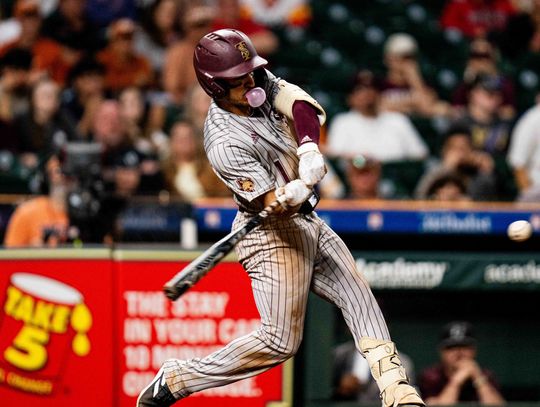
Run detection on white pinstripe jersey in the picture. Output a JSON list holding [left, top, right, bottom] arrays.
[[204, 70, 300, 213]]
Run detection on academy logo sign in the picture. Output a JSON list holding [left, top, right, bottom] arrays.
[[356, 258, 448, 289], [0, 273, 92, 395]]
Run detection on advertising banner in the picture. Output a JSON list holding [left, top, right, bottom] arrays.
[[354, 251, 540, 290], [0, 250, 114, 407], [114, 251, 292, 407]]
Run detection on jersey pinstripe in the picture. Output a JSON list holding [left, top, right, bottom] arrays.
[[161, 71, 391, 400]]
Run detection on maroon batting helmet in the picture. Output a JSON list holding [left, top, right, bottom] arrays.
[[193, 29, 268, 99]]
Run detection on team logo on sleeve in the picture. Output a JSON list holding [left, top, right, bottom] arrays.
[[236, 178, 255, 192], [235, 41, 251, 61]]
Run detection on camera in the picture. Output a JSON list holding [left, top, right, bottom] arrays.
[[62, 142, 121, 243]]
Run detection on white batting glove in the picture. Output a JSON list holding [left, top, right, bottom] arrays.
[[297, 142, 327, 186], [276, 179, 311, 208]]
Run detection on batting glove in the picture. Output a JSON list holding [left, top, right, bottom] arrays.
[[297, 142, 327, 186], [276, 179, 311, 208]]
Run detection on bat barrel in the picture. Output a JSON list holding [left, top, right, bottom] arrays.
[[163, 280, 191, 301]]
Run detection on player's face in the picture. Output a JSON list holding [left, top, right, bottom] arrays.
[[220, 72, 256, 115]]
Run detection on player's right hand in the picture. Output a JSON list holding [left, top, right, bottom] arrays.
[[276, 179, 311, 207]]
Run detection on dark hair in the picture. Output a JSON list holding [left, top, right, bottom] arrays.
[[426, 171, 467, 198], [0, 47, 32, 70], [67, 56, 105, 84]]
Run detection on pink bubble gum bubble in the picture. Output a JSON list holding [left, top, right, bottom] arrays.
[[245, 87, 266, 108]]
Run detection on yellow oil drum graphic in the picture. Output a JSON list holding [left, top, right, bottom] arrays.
[[0, 273, 92, 395]]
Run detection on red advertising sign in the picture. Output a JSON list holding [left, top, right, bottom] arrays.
[[115, 254, 291, 407], [0, 251, 115, 407], [0, 250, 292, 407]]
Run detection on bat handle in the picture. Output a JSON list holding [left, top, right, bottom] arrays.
[[261, 194, 287, 216]]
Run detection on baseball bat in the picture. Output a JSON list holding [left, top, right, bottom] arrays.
[[163, 195, 286, 301]]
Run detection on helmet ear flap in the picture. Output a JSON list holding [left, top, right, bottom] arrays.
[[195, 70, 227, 99]]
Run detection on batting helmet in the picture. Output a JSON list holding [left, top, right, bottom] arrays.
[[193, 29, 268, 99]]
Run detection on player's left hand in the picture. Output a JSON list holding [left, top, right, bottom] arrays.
[[297, 142, 327, 186]]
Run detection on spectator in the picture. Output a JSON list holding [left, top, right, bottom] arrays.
[[380, 33, 451, 118], [507, 93, 540, 201], [41, 0, 105, 56], [62, 56, 107, 138], [422, 170, 472, 201], [450, 73, 512, 156], [133, 0, 181, 75], [0, 47, 32, 123], [182, 83, 212, 137], [333, 340, 416, 402], [0, 0, 74, 85], [0, 47, 32, 153], [211, 0, 279, 57], [4, 156, 69, 247], [119, 86, 150, 143], [240, 0, 312, 28], [415, 126, 498, 201], [163, 5, 215, 106], [497, 0, 540, 59], [15, 78, 79, 170], [418, 321, 505, 405], [440, 0, 517, 39], [161, 120, 230, 200], [326, 70, 429, 162], [97, 18, 153, 93], [90, 98, 164, 194], [452, 38, 516, 120], [345, 155, 384, 199], [90, 99, 134, 183], [111, 148, 144, 198]]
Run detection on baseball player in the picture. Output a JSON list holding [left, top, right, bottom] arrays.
[[137, 29, 425, 407]]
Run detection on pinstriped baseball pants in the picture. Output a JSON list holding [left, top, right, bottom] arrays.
[[164, 212, 390, 398]]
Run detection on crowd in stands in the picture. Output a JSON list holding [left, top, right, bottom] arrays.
[[1, 0, 540, 246]]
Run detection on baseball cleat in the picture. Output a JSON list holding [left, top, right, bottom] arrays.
[[136, 367, 177, 407]]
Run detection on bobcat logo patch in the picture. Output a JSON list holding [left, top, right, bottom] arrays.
[[235, 41, 251, 61], [237, 178, 255, 192]]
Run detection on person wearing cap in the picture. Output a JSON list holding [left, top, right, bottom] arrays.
[[380, 33, 451, 118], [449, 73, 513, 157], [452, 39, 516, 120], [327, 69, 429, 162], [418, 321, 505, 405], [96, 18, 153, 92], [163, 5, 216, 106], [345, 155, 384, 199]]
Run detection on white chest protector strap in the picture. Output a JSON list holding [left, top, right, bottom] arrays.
[[274, 79, 327, 126]]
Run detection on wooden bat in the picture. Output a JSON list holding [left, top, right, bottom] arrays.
[[163, 196, 286, 301]]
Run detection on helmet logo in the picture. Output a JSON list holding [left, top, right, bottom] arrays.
[[235, 41, 251, 61]]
